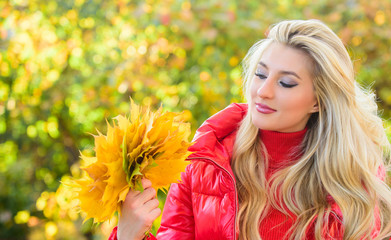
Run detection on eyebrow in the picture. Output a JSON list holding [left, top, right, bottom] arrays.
[[258, 62, 302, 80]]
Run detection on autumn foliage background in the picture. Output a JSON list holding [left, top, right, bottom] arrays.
[[1, 0, 391, 239]]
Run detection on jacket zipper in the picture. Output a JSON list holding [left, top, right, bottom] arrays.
[[187, 156, 238, 240]]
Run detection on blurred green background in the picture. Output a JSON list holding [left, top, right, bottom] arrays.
[[1, 0, 391, 239]]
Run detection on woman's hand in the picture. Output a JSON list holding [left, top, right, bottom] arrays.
[[117, 179, 161, 240]]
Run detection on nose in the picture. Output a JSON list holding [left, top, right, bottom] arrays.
[[257, 77, 274, 99]]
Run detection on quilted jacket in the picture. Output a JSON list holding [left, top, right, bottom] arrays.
[[110, 103, 385, 240]]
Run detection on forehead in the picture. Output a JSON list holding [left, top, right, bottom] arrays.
[[258, 43, 314, 77]]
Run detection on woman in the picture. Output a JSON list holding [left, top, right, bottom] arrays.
[[111, 19, 391, 240]]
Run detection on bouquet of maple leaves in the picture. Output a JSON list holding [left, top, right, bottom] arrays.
[[69, 100, 192, 223]]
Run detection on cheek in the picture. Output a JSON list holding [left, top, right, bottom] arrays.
[[250, 78, 260, 97], [280, 93, 316, 113]]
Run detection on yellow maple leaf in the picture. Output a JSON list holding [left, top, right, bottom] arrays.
[[68, 100, 192, 223]]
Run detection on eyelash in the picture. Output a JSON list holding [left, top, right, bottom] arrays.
[[254, 73, 298, 88], [279, 81, 297, 88], [255, 72, 267, 79]]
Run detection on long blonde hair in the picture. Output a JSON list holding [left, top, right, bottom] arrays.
[[232, 19, 391, 240]]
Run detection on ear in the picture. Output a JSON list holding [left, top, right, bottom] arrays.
[[310, 102, 319, 113]]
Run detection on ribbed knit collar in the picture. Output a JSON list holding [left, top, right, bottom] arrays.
[[259, 128, 307, 172]]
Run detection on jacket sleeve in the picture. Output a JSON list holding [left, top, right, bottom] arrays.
[[323, 211, 382, 240], [323, 211, 344, 240], [323, 164, 387, 240], [108, 227, 157, 240], [156, 162, 195, 239]]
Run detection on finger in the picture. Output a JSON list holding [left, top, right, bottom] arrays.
[[141, 198, 160, 213], [141, 178, 152, 189], [124, 188, 139, 202], [138, 187, 157, 203], [149, 207, 162, 220], [139, 202, 161, 224], [122, 187, 146, 210], [123, 180, 152, 200]]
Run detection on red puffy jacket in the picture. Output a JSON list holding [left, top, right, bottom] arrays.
[[110, 103, 385, 240]]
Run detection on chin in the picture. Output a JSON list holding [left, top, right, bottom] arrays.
[[251, 117, 267, 130], [250, 110, 266, 130]]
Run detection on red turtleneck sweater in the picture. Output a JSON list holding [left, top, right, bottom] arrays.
[[258, 128, 307, 239]]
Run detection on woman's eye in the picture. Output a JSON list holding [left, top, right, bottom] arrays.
[[255, 72, 267, 79], [279, 81, 298, 88]]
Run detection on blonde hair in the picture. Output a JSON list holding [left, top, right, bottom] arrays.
[[232, 19, 391, 240]]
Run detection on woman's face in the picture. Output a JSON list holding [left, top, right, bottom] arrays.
[[250, 43, 318, 133]]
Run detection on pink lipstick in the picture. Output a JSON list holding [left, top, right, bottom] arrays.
[[255, 103, 276, 114]]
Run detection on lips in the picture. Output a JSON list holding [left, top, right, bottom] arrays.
[[255, 103, 276, 114]]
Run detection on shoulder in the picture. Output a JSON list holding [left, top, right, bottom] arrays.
[[192, 103, 247, 143], [188, 103, 247, 171], [189, 103, 247, 155]]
